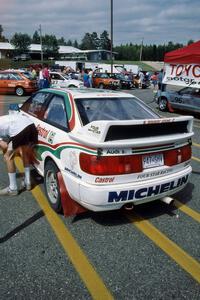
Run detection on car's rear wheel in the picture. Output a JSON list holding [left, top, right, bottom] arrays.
[[15, 86, 24, 96], [68, 84, 76, 88], [158, 97, 168, 111], [44, 161, 62, 212], [98, 83, 104, 89]]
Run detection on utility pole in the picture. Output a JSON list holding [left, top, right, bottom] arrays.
[[110, 0, 113, 73], [139, 38, 143, 61], [39, 24, 43, 63]]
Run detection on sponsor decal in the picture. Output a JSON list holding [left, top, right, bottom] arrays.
[[163, 63, 200, 88], [104, 148, 132, 155], [137, 169, 171, 179], [108, 175, 188, 202], [144, 118, 175, 124], [95, 177, 115, 183], [88, 125, 101, 134], [48, 131, 56, 144], [37, 124, 50, 139], [65, 167, 82, 179]]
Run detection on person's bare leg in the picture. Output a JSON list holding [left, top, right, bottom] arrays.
[[0, 143, 18, 194], [20, 146, 31, 190]]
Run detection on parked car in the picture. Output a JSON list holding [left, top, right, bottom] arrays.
[[13, 54, 31, 61], [155, 87, 200, 114], [49, 71, 84, 88], [92, 72, 120, 89], [109, 73, 133, 89], [16, 88, 193, 214], [0, 70, 38, 96]]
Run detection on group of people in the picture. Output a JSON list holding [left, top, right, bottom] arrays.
[[150, 69, 166, 91]]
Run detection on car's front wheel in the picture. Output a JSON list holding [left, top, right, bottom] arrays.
[[158, 97, 168, 111], [15, 86, 24, 96], [44, 161, 62, 212]]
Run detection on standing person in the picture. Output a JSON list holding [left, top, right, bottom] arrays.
[[38, 66, 44, 89], [88, 69, 93, 88], [83, 69, 89, 87], [151, 72, 158, 90], [0, 111, 38, 195], [158, 69, 166, 91], [43, 64, 50, 88]]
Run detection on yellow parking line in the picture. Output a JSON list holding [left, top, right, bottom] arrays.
[[192, 156, 200, 163], [15, 157, 113, 300], [193, 142, 200, 148], [126, 212, 200, 284], [174, 200, 200, 223]]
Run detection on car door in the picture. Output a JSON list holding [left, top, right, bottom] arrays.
[[50, 73, 64, 86], [0, 72, 9, 93], [21, 91, 69, 175]]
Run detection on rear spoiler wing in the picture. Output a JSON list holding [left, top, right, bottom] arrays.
[[69, 116, 194, 148]]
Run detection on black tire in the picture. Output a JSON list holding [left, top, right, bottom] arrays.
[[15, 86, 24, 96], [44, 161, 62, 213], [98, 83, 104, 89], [68, 85, 76, 88], [158, 97, 168, 111]]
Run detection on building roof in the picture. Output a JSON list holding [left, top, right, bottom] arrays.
[[0, 42, 82, 54]]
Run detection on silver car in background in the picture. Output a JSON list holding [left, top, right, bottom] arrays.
[[155, 87, 200, 114]]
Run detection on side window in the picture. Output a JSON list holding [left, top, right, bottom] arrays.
[[21, 92, 50, 118], [0, 73, 9, 80], [44, 95, 68, 130], [8, 73, 22, 80]]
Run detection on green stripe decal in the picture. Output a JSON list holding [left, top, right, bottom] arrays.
[[36, 144, 97, 160]]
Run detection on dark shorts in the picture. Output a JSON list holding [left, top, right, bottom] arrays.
[[8, 123, 38, 150]]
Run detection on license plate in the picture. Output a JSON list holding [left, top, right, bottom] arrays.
[[142, 153, 164, 169]]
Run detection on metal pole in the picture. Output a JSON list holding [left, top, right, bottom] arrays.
[[39, 24, 43, 63], [110, 0, 113, 73], [139, 38, 143, 61]]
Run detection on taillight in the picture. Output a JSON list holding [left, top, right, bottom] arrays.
[[80, 153, 142, 175], [79, 145, 191, 175], [164, 144, 191, 166]]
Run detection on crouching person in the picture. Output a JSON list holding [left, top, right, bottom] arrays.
[[0, 113, 38, 196]]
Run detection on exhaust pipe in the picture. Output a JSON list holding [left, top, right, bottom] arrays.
[[124, 203, 134, 210], [160, 196, 174, 205]]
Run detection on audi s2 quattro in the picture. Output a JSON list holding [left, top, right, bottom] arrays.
[[19, 88, 193, 213]]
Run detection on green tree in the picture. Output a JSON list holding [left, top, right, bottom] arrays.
[[10, 33, 31, 54], [66, 39, 72, 46], [99, 30, 111, 50], [80, 33, 93, 50], [57, 37, 66, 45], [32, 30, 40, 43], [42, 34, 59, 58], [0, 24, 8, 42], [73, 40, 79, 48]]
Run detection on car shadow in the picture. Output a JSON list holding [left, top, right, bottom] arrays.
[[72, 182, 194, 225]]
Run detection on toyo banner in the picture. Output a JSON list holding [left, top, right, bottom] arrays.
[[163, 63, 200, 88]]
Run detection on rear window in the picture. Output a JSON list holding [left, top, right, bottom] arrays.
[[75, 97, 158, 125]]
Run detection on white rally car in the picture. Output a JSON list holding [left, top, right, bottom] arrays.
[[50, 71, 84, 89], [19, 88, 193, 214]]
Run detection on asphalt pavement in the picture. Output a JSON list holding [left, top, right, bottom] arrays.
[[0, 88, 200, 300]]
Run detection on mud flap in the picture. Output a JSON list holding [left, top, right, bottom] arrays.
[[57, 172, 87, 217]]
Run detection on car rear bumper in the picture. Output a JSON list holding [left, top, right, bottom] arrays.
[[64, 165, 192, 211]]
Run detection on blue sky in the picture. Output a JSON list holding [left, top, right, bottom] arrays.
[[1, 0, 199, 45]]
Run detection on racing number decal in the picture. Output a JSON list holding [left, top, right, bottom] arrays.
[[174, 97, 183, 103]]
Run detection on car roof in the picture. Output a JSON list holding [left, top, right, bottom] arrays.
[[42, 87, 134, 99]]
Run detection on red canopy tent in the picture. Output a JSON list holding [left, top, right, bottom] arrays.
[[164, 40, 200, 64], [163, 40, 200, 88]]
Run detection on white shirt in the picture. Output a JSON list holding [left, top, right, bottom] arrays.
[[0, 114, 33, 137]]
